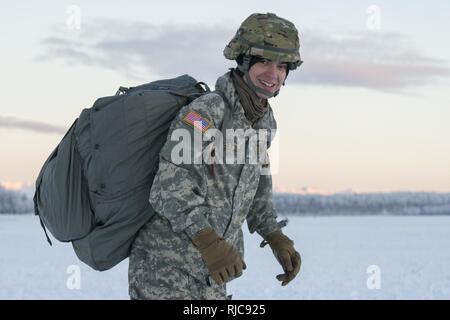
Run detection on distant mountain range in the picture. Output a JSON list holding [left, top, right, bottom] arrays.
[[1, 184, 450, 215]]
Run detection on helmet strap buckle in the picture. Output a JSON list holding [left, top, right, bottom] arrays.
[[242, 55, 251, 72]]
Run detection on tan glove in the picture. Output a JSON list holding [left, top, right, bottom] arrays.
[[192, 228, 246, 285], [265, 230, 301, 286]]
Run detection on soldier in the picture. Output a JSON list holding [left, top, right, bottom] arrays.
[[129, 12, 303, 300]]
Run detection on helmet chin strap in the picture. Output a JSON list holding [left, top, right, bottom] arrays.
[[238, 55, 281, 99]]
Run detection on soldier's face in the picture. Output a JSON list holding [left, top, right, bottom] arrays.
[[247, 59, 288, 99]]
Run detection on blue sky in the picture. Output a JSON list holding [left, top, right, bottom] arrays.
[[1, 0, 449, 193]]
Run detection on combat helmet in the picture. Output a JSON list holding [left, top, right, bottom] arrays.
[[224, 13, 302, 98]]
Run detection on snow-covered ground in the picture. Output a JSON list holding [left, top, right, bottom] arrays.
[[1, 214, 449, 299]]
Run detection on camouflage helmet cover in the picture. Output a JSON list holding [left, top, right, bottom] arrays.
[[224, 13, 302, 70]]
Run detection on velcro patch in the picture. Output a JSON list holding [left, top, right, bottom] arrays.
[[182, 111, 211, 133]]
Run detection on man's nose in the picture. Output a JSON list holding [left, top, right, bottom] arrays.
[[264, 63, 278, 79]]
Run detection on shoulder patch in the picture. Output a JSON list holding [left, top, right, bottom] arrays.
[[182, 111, 211, 132]]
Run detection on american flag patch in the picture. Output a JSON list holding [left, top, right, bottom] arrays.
[[182, 111, 211, 132]]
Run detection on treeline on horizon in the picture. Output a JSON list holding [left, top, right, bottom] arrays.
[[273, 191, 450, 216], [1, 186, 450, 215]]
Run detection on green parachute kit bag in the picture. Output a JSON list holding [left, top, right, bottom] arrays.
[[33, 75, 210, 271]]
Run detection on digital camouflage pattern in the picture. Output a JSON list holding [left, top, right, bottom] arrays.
[[223, 12, 301, 69], [128, 71, 281, 299], [128, 247, 227, 299]]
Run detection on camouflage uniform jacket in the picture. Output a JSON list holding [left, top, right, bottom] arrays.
[[131, 71, 281, 285]]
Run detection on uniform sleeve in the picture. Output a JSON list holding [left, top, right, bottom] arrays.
[[149, 94, 225, 239], [246, 153, 281, 239]]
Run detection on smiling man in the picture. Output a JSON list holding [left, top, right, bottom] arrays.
[[128, 12, 303, 300]]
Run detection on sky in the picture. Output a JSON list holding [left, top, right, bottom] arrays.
[[1, 0, 449, 193]]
